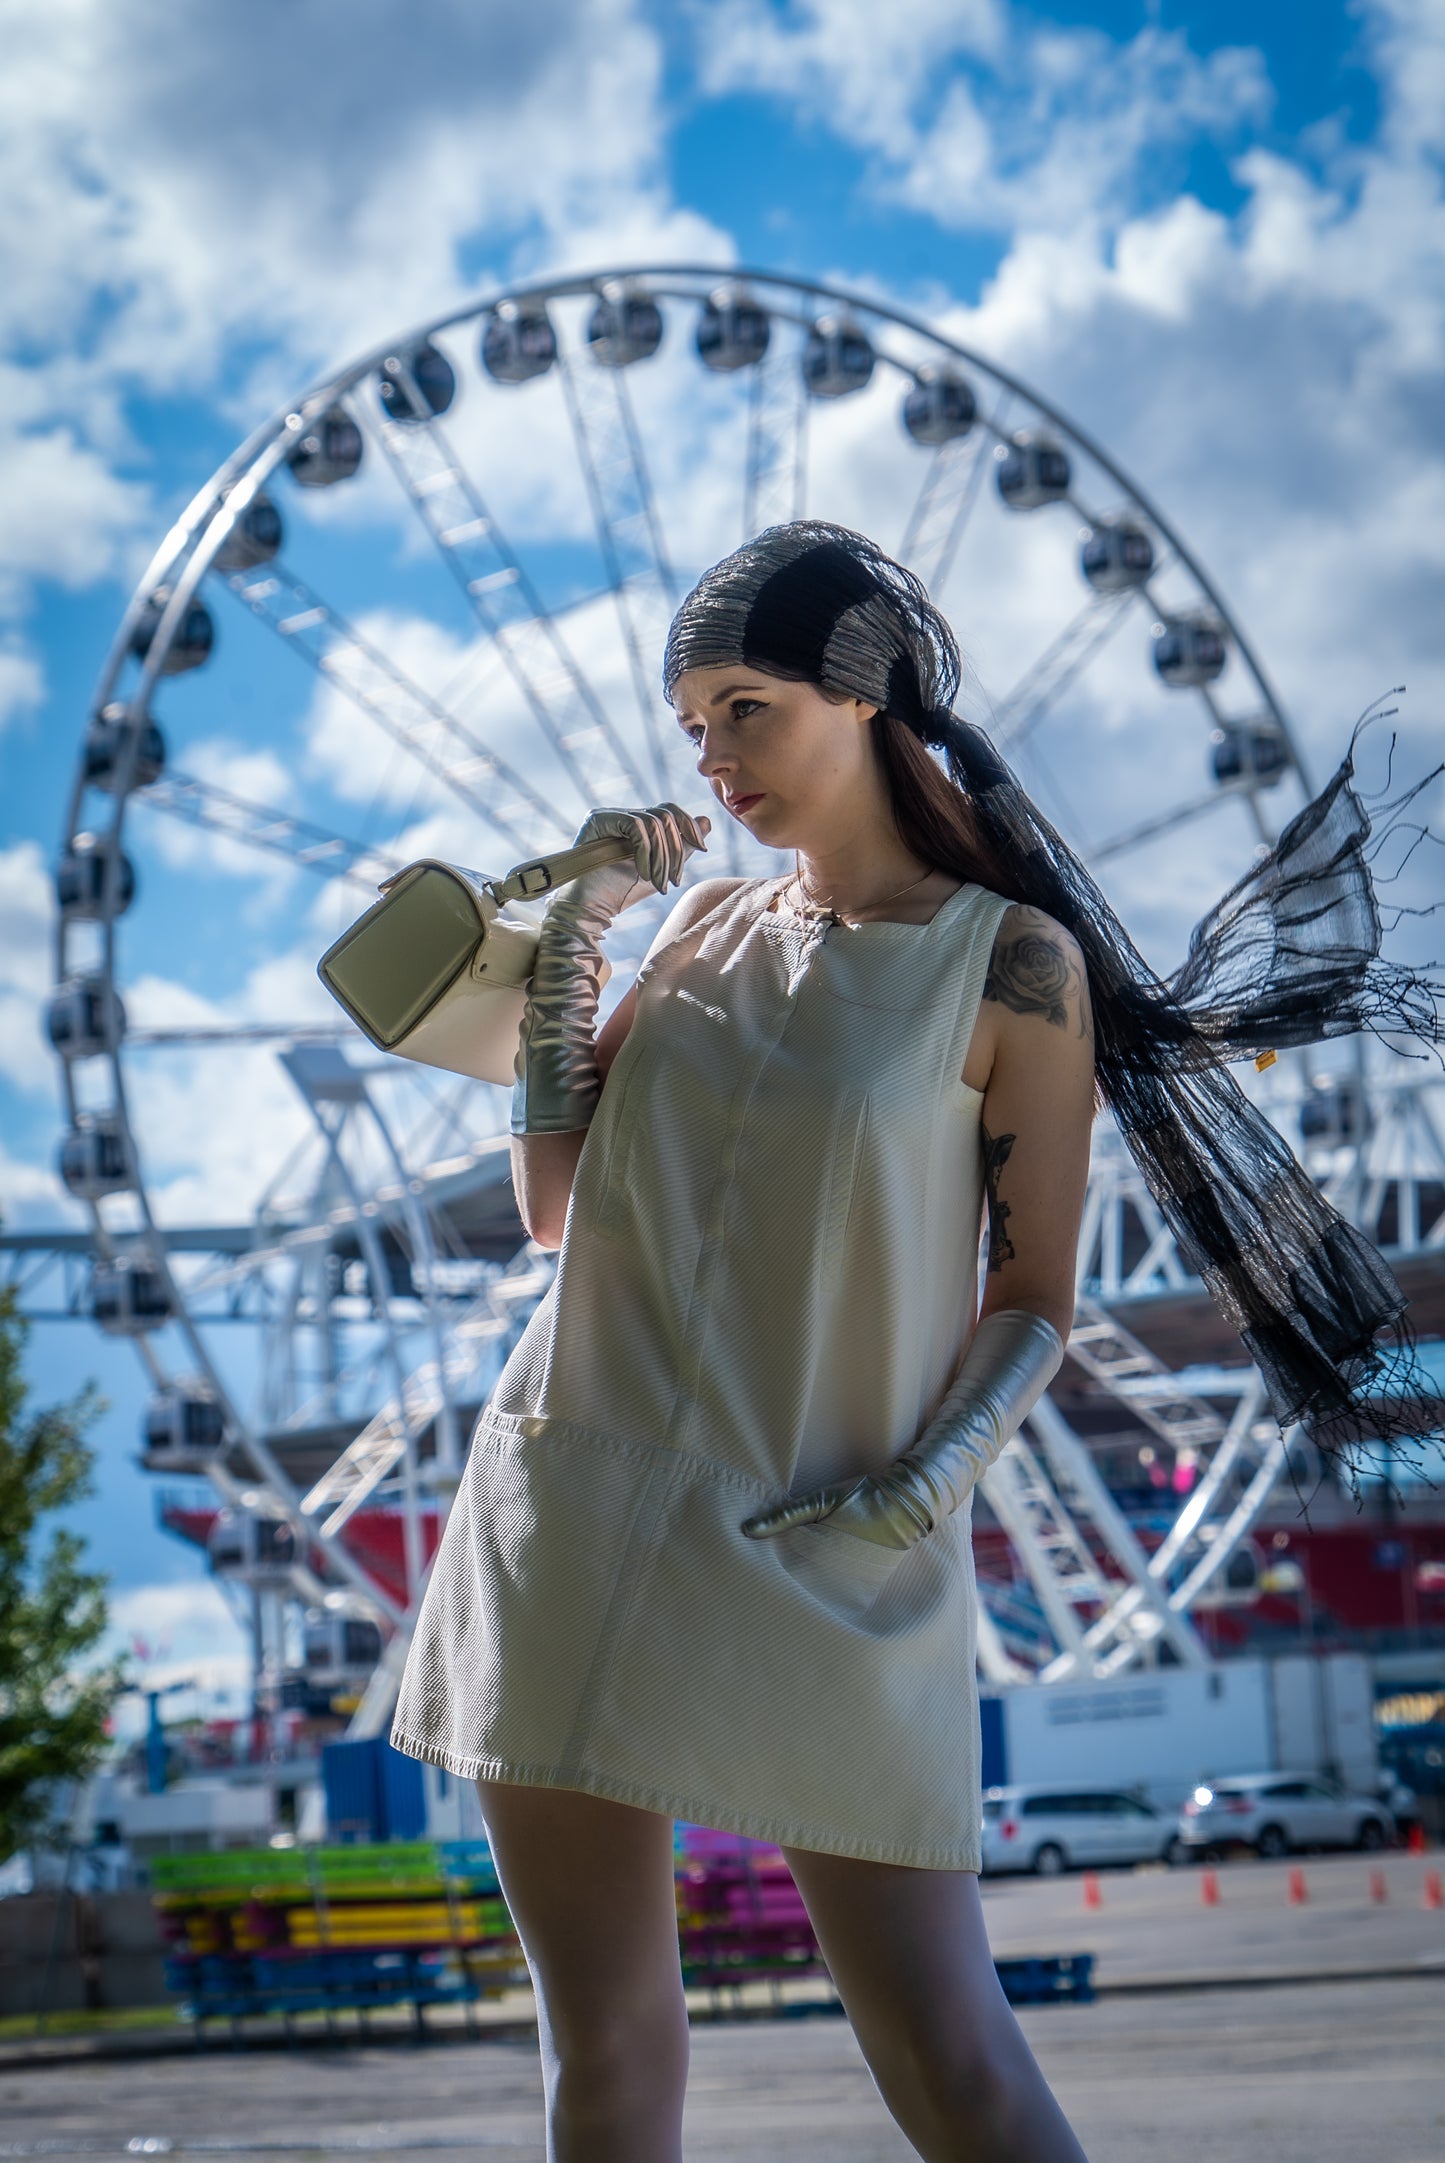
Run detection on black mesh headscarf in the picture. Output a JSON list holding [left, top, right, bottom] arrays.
[[664, 521, 1445, 1496]]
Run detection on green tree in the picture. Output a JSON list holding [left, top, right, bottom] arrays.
[[0, 1282, 125, 1862]]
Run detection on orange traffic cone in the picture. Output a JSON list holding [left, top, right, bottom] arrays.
[[1201, 1868, 1221, 1907], [1408, 1822, 1427, 1856], [1288, 1866, 1308, 1905], [1083, 1873, 1102, 1910], [1369, 1868, 1388, 1905], [1424, 1870, 1443, 1911]]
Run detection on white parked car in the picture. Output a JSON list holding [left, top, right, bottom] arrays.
[[1175, 1772, 1395, 1860], [981, 1784, 1183, 1876]]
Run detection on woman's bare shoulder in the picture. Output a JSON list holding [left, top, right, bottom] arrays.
[[983, 903, 1092, 1041]]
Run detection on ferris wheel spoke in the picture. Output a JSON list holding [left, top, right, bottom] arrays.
[[220, 562, 569, 855], [1025, 1394, 1210, 1671], [896, 419, 995, 599], [127, 1023, 354, 1048], [992, 587, 1138, 753], [359, 389, 651, 812], [1162, 1417, 1292, 1615], [134, 770, 400, 888], [979, 1440, 1109, 1667], [744, 336, 808, 540], [898, 387, 1011, 596], [1087, 780, 1251, 867], [556, 348, 681, 798], [1059, 1299, 1293, 1651], [977, 1289, 1273, 1679], [301, 1262, 543, 1535]]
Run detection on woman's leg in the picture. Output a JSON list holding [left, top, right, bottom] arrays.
[[477, 1780, 689, 2163], [781, 1847, 1091, 2163]]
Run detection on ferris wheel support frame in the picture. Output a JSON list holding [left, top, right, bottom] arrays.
[[47, 262, 1402, 1719]]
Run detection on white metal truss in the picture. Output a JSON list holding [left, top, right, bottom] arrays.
[[556, 348, 679, 797], [897, 402, 1003, 596], [992, 588, 1140, 753], [222, 560, 567, 857], [978, 1436, 1114, 1676], [134, 769, 397, 889], [362, 384, 650, 811], [744, 337, 808, 540], [970, 1056, 1445, 1681], [972, 1585, 1043, 1682], [1089, 782, 1255, 867], [348, 1589, 432, 1741], [1321, 1065, 1445, 1252], [301, 1243, 555, 1538]]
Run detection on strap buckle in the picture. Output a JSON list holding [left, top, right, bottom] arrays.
[[512, 861, 555, 898]]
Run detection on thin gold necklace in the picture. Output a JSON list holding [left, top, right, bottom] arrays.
[[785, 854, 934, 926]]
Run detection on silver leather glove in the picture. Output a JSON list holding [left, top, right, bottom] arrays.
[[510, 802, 708, 1135], [741, 1309, 1065, 1549]]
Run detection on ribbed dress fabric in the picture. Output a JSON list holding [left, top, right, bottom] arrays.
[[392, 874, 1013, 1870]]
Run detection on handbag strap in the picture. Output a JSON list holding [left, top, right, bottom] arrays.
[[491, 835, 633, 907]]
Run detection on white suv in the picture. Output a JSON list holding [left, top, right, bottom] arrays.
[[981, 1785, 1183, 1876], [1176, 1773, 1394, 1860]]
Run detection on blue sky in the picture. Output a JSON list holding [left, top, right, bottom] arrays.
[[2, 0, 1442, 1708]]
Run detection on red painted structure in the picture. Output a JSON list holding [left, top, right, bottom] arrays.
[[160, 1500, 1445, 1656]]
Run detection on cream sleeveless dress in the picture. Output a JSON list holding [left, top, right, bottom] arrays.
[[392, 874, 1012, 1870]]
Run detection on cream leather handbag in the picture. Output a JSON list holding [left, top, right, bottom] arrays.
[[317, 837, 631, 1086]]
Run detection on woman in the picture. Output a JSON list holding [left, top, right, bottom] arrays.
[[393, 523, 1442, 2163]]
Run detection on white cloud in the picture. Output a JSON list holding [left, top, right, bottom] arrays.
[[0, 839, 52, 999], [140, 736, 303, 889], [104, 1578, 252, 1726], [698, 2, 1270, 238], [0, 426, 153, 608], [0, 0, 670, 387], [0, 1136, 72, 1224], [0, 0, 733, 678], [116, 944, 334, 1225], [0, 839, 55, 1092], [0, 642, 44, 731], [300, 584, 707, 851], [303, 607, 483, 811], [1364, 0, 1445, 162], [687, 1, 1445, 959]]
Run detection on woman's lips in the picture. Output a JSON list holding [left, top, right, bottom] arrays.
[[728, 793, 764, 814]]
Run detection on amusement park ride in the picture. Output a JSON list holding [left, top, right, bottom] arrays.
[[5, 267, 1443, 1750]]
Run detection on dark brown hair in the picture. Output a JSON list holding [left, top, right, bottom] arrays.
[[870, 709, 1028, 906]]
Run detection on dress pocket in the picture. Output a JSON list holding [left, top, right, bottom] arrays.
[[770, 1517, 912, 1630]]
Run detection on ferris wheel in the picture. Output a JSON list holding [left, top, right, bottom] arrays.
[[44, 263, 1445, 1727]]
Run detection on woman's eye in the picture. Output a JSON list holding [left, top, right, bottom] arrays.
[[679, 698, 762, 744]]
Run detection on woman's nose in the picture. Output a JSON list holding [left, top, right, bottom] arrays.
[[695, 734, 734, 780]]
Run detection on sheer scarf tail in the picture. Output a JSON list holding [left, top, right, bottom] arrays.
[[932, 699, 1445, 1504]]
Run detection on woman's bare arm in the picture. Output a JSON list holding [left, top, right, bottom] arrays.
[[972, 903, 1096, 1342], [511, 878, 748, 1249]]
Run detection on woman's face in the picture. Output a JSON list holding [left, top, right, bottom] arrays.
[[669, 663, 880, 855]]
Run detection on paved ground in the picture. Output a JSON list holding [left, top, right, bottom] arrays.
[[978, 1846, 1445, 1986], [2, 1854, 1442, 2159], [0, 1976, 1441, 2161]]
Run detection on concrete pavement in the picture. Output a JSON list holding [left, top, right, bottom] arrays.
[[0, 1976, 1441, 2161]]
